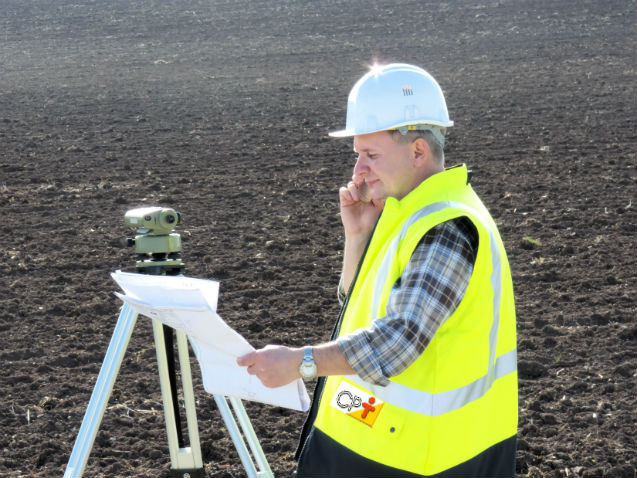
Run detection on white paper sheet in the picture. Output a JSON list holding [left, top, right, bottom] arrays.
[[112, 271, 310, 411]]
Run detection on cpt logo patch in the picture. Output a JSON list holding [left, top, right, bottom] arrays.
[[330, 381, 384, 427]]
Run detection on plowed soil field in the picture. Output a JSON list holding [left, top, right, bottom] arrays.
[[1, 0, 636, 477]]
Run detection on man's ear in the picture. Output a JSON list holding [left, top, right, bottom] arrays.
[[411, 137, 431, 167]]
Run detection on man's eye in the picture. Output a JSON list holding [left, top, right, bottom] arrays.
[[354, 153, 377, 161]]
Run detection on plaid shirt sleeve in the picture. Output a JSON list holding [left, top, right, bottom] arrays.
[[337, 217, 478, 386]]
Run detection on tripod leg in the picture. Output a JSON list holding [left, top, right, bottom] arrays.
[[176, 330, 203, 466], [213, 396, 274, 478], [152, 320, 204, 473], [162, 324, 186, 448], [228, 396, 273, 477], [64, 304, 138, 478], [213, 395, 259, 477]]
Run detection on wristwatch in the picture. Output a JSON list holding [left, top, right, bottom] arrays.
[[299, 346, 317, 380]]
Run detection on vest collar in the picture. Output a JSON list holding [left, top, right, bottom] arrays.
[[382, 164, 469, 218]]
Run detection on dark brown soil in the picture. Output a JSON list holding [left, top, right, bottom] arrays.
[[1, 1, 636, 477]]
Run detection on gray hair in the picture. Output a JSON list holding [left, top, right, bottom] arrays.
[[389, 128, 445, 166]]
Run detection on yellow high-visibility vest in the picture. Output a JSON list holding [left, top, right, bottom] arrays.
[[314, 165, 517, 475]]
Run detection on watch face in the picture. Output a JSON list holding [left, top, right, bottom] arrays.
[[300, 362, 317, 379]]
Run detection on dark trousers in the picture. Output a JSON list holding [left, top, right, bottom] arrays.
[[296, 428, 517, 478]]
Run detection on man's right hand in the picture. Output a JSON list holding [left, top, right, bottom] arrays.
[[339, 176, 384, 239], [339, 176, 384, 292]]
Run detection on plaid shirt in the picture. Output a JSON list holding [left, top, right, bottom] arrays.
[[337, 217, 478, 386]]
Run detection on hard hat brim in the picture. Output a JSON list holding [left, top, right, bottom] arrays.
[[328, 120, 454, 139], [328, 129, 355, 138]]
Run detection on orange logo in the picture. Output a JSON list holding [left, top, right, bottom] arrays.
[[330, 381, 384, 427]]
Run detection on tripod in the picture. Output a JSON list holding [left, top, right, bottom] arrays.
[[64, 207, 273, 478]]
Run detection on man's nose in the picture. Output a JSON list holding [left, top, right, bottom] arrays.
[[353, 156, 369, 178]]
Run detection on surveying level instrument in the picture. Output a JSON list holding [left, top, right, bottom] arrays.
[[64, 207, 273, 478], [125, 207, 184, 273]]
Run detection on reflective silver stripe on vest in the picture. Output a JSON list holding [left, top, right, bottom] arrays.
[[354, 200, 515, 417], [345, 348, 516, 416]]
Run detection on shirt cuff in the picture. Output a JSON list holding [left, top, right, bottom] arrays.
[[337, 276, 347, 305], [337, 332, 391, 387]]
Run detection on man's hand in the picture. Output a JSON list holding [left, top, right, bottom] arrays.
[[237, 345, 303, 388], [339, 175, 384, 238], [339, 175, 384, 291]]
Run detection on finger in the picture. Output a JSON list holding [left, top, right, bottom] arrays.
[[246, 364, 259, 376], [339, 185, 355, 203], [236, 351, 255, 367], [358, 181, 371, 203], [262, 377, 279, 388], [346, 181, 361, 202]]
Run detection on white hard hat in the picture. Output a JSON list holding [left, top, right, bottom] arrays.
[[329, 63, 453, 142]]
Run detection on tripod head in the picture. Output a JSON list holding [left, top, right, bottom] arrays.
[[125, 207, 184, 275]]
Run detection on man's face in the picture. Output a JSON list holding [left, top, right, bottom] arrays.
[[352, 131, 418, 201]]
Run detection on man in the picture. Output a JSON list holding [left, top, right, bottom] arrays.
[[238, 63, 518, 477]]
